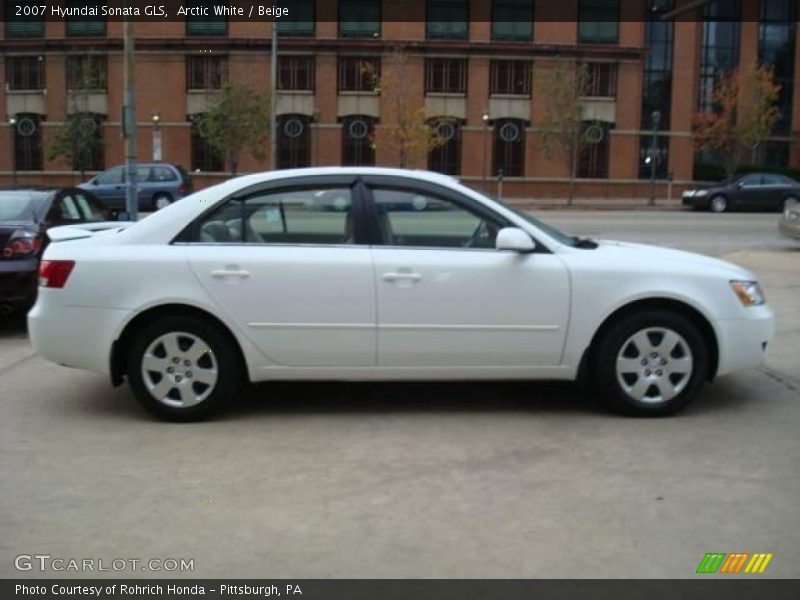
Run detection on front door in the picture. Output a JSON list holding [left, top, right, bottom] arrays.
[[186, 181, 376, 368], [365, 184, 570, 368]]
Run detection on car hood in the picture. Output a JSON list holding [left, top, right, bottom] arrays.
[[592, 240, 754, 279]]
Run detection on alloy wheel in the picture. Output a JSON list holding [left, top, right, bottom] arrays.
[[710, 196, 727, 213], [615, 327, 694, 404]]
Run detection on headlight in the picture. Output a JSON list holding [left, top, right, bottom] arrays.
[[682, 190, 695, 198], [730, 281, 766, 307], [694, 190, 708, 197]]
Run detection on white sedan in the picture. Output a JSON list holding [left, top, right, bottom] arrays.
[[28, 168, 774, 420]]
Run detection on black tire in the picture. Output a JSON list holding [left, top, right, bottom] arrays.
[[151, 193, 173, 211], [593, 310, 709, 417], [126, 315, 242, 421], [709, 195, 728, 213]]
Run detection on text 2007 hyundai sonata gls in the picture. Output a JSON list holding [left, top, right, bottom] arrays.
[[28, 168, 774, 421]]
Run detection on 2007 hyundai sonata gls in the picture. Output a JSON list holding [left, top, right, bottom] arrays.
[[28, 168, 774, 420]]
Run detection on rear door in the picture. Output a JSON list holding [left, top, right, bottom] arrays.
[[185, 177, 377, 368]]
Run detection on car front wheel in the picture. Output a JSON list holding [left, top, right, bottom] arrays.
[[709, 195, 728, 213], [593, 310, 709, 416], [126, 315, 242, 421]]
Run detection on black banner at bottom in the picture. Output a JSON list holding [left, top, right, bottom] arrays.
[[4, 579, 800, 600]]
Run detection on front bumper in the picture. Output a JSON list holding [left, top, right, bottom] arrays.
[[715, 304, 775, 377], [0, 257, 38, 308], [28, 290, 131, 375]]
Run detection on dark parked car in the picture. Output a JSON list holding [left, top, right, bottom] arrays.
[[79, 163, 192, 213], [682, 172, 800, 213], [0, 187, 111, 315]]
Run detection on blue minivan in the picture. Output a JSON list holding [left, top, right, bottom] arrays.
[[79, 163, 193, 212]]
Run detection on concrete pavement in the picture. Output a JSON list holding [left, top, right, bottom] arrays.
[[0, 211, 798, 579]]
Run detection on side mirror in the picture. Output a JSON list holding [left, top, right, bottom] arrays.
[[496, 227, 535, 253]]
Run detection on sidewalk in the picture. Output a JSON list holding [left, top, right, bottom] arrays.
[[504, 197, 685, 211]]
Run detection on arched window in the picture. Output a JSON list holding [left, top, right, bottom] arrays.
[[13, 113, 43, 171], [341, 115, 376, 166], [277, 114, 311, 169], [427, 118, 461, 175], [492, 118, 525, 177]]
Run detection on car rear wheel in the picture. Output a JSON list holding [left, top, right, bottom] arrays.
[[593, 310, 709, 416], [152, 193, 173, 211], [127, 315, 242, 421], [709, 195, 728, 213]]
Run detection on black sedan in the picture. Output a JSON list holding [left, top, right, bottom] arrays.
[[682, 172, 800, 213], [0, 187, 111, 315]]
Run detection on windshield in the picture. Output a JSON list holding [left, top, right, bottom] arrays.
[[0, 192, 47, 223]]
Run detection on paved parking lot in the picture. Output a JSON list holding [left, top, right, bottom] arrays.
[[1, 211, 798, 579]]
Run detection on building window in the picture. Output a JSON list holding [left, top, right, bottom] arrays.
[[641, 0, 673, 132], [338, 57, 380, 92], [65, 1, 106, 37], [341, 116, 376, 166], [638, 134, 669, 179], [277, 115, 312, 169], [578, 122, 610, 178], [427, 0, 469, 40], [186, 55, 228, 90], [699, 0, 741, 112], [6, 57, 44, 91], [584, 62, 617, 97], [66, 56, 107, 90], [491, 0, 533, 41], [578, 0, 619, 44], [63, 113, 105, 171], [185, 0, 227, 36], [5, 1, 44, 37], [425, 58, 467, 94], [339, 0, 380, 38], [428, 119, 462, 175], [190, 116, 224, 172], [278, 56, 315, 91], [276, 0, 314, 36], [492, 119, 525, 177], [12, 114, 43, 171], [490, 60, 531, 96], [759, 0, 796, 135]]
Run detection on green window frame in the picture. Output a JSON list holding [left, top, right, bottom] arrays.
[[276, 0, 315, 37], [339, 0, 381, 38], [491, 0, 533, 42], [578, 0, 619, 44], [5, 1, 44, 38], [426, 0, 469, 40], [185, 0, 228, 37], [65, 2, 106, 37]]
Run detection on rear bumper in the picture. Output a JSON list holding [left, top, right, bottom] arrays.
[[0, 258, 38, 308], [715, 305, 775, 377], [28, 291, 130, 375]]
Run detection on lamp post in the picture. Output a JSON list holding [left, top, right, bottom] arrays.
[[481, 111, 490, 193], [649, 109, 661, 206], [151, 112, 161, 162], [312, 107, 320, 166], [8, 116, 17, 186], [269, 22, 278, 171]]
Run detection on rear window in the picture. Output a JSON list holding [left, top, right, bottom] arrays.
[[0, 193, 43, 222]]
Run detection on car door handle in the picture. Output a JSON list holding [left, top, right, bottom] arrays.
[[382, 272, 422, 283], [211, 269, 250, 279]]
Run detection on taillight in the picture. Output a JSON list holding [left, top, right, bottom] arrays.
[[1, 230, 42, 258], [178, 184, 186, 194], [39, 260, 75, 289]]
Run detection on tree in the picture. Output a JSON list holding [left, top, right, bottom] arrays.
[[47, 62, 105, 182], [196, 83, 271, 175], [372, 50, 449, 169], [692, 63, 781, 178], [537, 59, 591, 204]]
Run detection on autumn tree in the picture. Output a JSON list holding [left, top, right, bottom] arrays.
[[47, 60, 105, 182], [371, 50, 449, 169], [692, 63, 781, 178], [197, 83, 271, 175], [537, 59, 592, 204]]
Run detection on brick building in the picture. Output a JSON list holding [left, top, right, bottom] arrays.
[[1, 0, 798, 200]]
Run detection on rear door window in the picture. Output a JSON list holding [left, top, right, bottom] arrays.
[[153, 166, 178, 182]]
